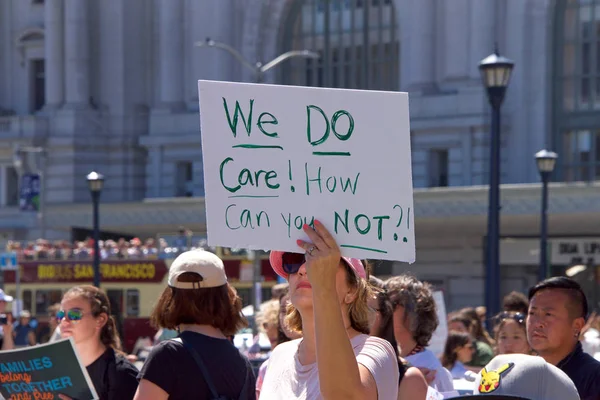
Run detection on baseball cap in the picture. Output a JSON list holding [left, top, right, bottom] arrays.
[[269, 251, 366, 280], [168, 250, 227, 289], [465, 354, 579, 400], [0, 289, 13, 302]]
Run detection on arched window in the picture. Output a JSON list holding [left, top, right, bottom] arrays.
[[280, 0, 398, 91], [554, 0, 600, 182]]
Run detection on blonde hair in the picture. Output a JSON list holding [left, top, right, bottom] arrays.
[[256, 300, 280, 332], [285, 262, 372, 334]]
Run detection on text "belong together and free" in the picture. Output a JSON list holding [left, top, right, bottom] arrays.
[[216, 97, 411, 255]]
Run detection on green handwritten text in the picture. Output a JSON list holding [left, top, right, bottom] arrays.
[[225, 204, 271, 230], [304, 163, 360, 195], [219, 157, 280, 193]]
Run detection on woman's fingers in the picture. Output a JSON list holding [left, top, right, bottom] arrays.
[[313, 220, 338, 251], [302, 224, 329, 251], [296, 239, 313, 253]]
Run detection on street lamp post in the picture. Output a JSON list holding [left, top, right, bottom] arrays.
[[86, 172, 104, 288], [479, 49, 514, 329], [195, 38, 319, 336], [535, 150, 558, 282]]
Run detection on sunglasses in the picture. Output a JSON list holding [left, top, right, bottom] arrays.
[[496, 312, 525, 324], [282, 252, 306, 275], [56, 308, 86, 323]]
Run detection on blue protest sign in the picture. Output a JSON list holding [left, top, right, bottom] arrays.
[[0, 338, 98, 399]]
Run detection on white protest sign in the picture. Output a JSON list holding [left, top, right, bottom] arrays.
[[198, 80, 415, 262], [428, 291, 449, 358]]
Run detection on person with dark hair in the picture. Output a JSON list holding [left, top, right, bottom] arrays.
[[44, 303, 62, 343], [447, 312, 493, 372], [447, 312, 473, 334], [57, 285, 138, 400], [458, 307, 495, 368], [135, 250, 255, 400], [385, 275, 454, 393], [368, 276, 428, 400], [440, 332, 476, 381], [460, 307, 495, 347], [502, 290, 529, 315], [527, 276, 600, 400]]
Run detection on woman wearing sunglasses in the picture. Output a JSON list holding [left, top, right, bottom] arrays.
[[260, 221, 399, 399], [57, 285, 139, 400], [440, 332, 477, 381]]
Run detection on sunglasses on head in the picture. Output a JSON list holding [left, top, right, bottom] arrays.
[[56, 308, 86, 323], [282, 252, 306, 275], [497, 312, 525, 324]]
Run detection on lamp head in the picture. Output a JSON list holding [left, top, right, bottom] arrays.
[[535, 149, 558, 174], [478, 51, 515, 89], [86, 171, 105, 193]]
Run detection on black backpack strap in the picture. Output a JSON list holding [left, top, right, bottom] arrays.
[[174, 336, 221, 399]]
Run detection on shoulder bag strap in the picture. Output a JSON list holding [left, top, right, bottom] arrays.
[[173, 336, 221, 399]]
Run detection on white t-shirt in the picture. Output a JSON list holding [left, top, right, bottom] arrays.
[[406, 349, 454, 393], [260, 334, 399, 399]]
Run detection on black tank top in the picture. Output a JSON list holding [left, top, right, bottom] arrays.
[[398, 358, 410, 384]]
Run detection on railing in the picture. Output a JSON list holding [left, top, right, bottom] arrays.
[[4, 245, 268, 262]]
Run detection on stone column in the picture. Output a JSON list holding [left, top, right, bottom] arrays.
[[443, 0, 469, 80], [469, 0, 495, 79], [400, 0, 436, 91], [152, 146, 163, 197], [158, 0, 184, 109], [44, 0, 64, 109], [64, 0, 90, 107]]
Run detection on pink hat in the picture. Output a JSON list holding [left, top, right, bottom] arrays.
[[270, 251, 366, 280]]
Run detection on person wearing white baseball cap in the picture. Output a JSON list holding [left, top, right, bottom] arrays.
[[135, 250, 255, 400], [0, 289, 15, 350]]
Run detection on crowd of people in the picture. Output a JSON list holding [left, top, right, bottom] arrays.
[[2, 227, 215, 261], [0, 222, 599, 399]]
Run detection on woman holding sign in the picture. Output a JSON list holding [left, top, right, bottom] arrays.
[[57, 285, 139, 400], [260, 221, 399, 399]]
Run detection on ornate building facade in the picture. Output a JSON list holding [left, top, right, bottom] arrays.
[[0, 0, 598, 309]]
